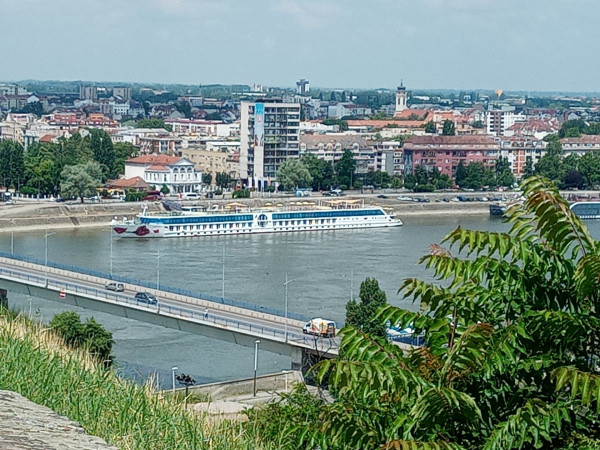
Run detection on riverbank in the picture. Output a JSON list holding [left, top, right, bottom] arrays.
[[0, 196, 489, 233]]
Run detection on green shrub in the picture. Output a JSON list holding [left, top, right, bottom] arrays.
[[49, 311, 114, 366], [20, 186, 37, 195], [232, 189, 250, 199]]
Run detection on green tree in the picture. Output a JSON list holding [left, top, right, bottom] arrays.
[[60, 161, 102, 202], [82, 318, 114, 364], [454, 160, 467, 186], [113, 142, 138, 176], [434, 174, 453, 190], [302, 154, 334, 191], [463, 162, 495, 189], [322, 119, 349, 132], [17, 101, 44, 117], [215, 172, 232, 189], [345, 278, 388, 340], [276, 159, 312, 191], [160, 183, 170, 194], [559, 119, 588, 138], [0, 140, 25, 189], [523, 155, 535, 179], [496, 168, 515, 188], [563, 170, 584, 189], [390, 175, 403, 190], [89, 129, 115, 180], [335, 150, 356, 188], [424, 120, 436, 134], [202, 173, 212, 186], [204, 112, 222, 120], [536, 139, 564, 185], [253, 176, 600, 449], [414, 165, 429, 186], [579, 152, 600, 188], [27, 158, 56, 195], [176, 101, 192, 118], [442, 119, 456, 136], [403, 173, 416, 191], [49, 311, 84, 347]]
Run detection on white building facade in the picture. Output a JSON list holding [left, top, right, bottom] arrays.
[[240, 100, 300, 189], [124, 154, 202, 193]]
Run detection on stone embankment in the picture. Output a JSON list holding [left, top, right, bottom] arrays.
[[0, 201, 162, 233], [0, 390, 116, 449], [0, 195, 490, 234]]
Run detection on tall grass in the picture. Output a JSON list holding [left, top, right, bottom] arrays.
[[0, 310, 271, 449]]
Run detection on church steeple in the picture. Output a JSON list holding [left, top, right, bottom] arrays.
[[395, 81, 407, 113]]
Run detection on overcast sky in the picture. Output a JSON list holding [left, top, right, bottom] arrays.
[[1, 0, 598, 92]]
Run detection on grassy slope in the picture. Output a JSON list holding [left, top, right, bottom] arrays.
[[0, 310, 270, 450]]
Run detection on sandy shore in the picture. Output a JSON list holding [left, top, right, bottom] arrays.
[[0, 196, 489, 234]]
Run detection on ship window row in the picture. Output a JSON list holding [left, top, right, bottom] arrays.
[[273, 210, 383, 220], [144, 215, 253, 225], [169, 223, 253, 231]]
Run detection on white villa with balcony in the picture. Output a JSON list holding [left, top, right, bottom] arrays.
[[124, 154, 202, 194]]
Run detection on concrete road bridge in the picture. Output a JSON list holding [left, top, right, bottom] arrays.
[[0, 252, 339, 371]]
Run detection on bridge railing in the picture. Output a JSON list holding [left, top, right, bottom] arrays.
[[0, 264, 330, 348], [0, 251, 311, 323]]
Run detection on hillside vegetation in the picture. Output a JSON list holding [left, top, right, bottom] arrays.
[[0, 310, 269, 450]]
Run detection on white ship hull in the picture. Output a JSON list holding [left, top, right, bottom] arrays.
[[113, 206, 402, 238]]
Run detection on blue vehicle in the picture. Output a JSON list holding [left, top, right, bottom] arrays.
[[135, 292, 158, 305]]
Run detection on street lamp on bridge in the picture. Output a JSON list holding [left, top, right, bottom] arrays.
[[253, 339, 260, 397], [156, 249, 163, 292], [283, 274, 296, 343], [44, 229, 56, 287]]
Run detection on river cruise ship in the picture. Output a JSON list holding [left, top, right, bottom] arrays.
[[112, 199, 402, 238], [570, 201, 600, 220]]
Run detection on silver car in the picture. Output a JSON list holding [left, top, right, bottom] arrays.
[[105, 282, 125, 292]]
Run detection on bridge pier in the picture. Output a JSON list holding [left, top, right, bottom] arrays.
[[291, 346, 303, 371]]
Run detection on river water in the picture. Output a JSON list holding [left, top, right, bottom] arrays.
[[2, 215, 598, 387]]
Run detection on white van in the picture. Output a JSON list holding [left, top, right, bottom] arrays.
[[182, 192, 199, 200]]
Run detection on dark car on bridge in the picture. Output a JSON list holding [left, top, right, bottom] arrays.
[[135, 292, 158, 305]]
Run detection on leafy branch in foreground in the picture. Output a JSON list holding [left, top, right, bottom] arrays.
[[246, 176, 600, 449]]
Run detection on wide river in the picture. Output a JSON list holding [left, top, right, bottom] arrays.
[[3, 215, 599, 387]]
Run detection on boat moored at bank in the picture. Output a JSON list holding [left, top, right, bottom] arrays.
[[112, 199, 403, 238]]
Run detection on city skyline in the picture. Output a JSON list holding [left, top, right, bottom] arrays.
[[1, 0, 598, 92]]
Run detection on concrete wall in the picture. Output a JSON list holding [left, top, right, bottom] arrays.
[[173, 370, 304, 400]]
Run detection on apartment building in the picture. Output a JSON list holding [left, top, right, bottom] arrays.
[[403, 135, 500, 177], [240, 100, 300, 189], [562, 136, 600, 156], [498, 136, 546, 178], [299, 134, 370, 162], [486, 106, 527, 136]]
